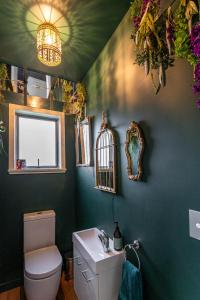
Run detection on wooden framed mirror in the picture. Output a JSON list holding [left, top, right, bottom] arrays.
[[125, 121, 144, 181], [75, 117, 92, 166], [95, 112, 116, 193]]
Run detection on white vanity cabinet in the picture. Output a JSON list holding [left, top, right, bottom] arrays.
[[74, 246, 99, 300], [73, 228, 124, 300]]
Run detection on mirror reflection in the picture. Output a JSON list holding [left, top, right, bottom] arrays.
[[75, 117, 92, 166], [0, 62, 86, 117]]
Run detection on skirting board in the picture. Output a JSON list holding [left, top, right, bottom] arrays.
[[0, 277, 22, 293]]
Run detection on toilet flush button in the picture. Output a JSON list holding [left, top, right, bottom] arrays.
[[196, 223, 200, 229], [189, 210, 200, 240]]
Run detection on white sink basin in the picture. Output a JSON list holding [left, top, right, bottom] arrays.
[[75, 228, 119, 261], [73, 228, 124, 274]]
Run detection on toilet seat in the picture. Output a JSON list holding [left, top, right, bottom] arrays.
[[25, 245, 62, 280]]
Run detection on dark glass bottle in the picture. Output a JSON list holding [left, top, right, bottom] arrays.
[[113, 222, 123, 251]]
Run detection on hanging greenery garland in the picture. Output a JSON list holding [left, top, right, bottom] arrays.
[[130, 0, 175, 94], [130, 0, 200, 108]]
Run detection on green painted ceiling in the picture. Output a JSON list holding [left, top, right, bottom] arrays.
[[0, 0, 130, 81]]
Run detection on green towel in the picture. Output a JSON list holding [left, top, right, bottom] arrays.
[[118, 260, 143, 300]]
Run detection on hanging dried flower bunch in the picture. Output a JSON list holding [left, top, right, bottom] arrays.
[[63, 80, 86, 120], [130, 0, 175, 94], [63, 80, 73, 113], [74, 83, 87, 121], [130, 0, 200, 108]]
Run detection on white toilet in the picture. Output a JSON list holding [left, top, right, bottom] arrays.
[[23, 210, 62, 300]]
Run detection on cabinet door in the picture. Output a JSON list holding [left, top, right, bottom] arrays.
[[74, 247, 87, 300], [73, 247, 99, 300], [80, 266, 98, 300]]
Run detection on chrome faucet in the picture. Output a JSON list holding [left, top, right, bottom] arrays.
[[98, 230, 110, 253]]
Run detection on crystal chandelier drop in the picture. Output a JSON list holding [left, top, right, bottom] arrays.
[[37, 22, 62, 67]]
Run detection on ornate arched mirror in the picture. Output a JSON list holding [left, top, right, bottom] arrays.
[[95, 112, 116, 193], [125, 121, 144, 181]]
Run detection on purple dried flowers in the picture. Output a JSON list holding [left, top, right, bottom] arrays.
[[193, 60, 200, 91], [133, 16, 141, 29], [193, 84, 200, 94], [191, 23, 200, 108], [196, 99, 200, 108], [194, 61, 200, 78], [191, 23, 200, 58], [193, 62, 200, 108]]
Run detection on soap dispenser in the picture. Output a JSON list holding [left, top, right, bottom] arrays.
[[113, 222, 123, 251]]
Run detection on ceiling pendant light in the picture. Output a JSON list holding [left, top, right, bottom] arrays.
[[37, 22, 62, 67]]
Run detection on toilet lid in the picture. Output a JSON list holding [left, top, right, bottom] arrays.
[[25, 245, 62, 280]]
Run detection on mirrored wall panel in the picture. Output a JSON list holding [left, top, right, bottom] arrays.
[[75, 117, 92, 166], [0, 63, 86, 118]]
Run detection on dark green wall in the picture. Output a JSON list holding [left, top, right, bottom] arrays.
[[0, 105, 76, 291], [76, 11, 200, 300]]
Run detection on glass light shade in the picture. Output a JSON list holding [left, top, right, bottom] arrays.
[[37, 23, 62, 67]]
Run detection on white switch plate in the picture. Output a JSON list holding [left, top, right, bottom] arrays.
[[189, 209, 200, 240]]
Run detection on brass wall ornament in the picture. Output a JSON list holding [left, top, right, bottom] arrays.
[[125, 121, 144, 181], [95, 112, 116, 193]]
